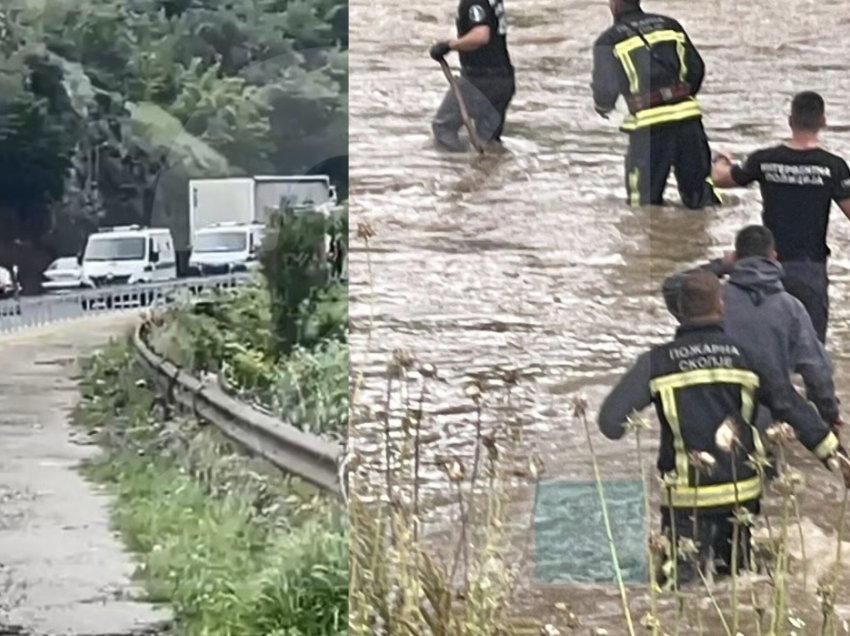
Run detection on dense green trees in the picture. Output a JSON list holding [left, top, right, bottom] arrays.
[[0, 0, 347, 263]]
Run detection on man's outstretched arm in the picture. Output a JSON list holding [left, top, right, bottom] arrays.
[[662, 256, 735, 323], [450, 25, 490, 52], [711, 151, 762, 189], [790, 302, 842, 425], [839, 198, 850, 224], [759, 379, 843, 470], [598, 352, 653, 439]]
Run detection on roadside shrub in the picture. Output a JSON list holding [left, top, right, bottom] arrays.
[[248, 520, 349, 636], [74, 339, 349, 636], [261, 205, 348, 355], [271, 339, 348, 438]]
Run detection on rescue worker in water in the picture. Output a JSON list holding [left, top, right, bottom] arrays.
[[429, 0, 515, 152], [598, 271, 850, 586], [591, 0, 721, 208]]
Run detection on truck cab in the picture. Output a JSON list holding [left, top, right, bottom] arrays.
[[81, 226, 177, 288], [189, 222, 265, 276]]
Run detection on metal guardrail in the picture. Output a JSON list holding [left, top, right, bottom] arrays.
[[0, 274, 250, 334], [132, 321, 342, 497], [1, 271, 343, 494]]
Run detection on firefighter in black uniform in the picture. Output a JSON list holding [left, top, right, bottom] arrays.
[[429, 0, 515, 152], [599, 271, 848, 584], [591, 0, 721, 209]]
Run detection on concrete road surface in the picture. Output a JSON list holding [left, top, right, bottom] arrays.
[[0, 314, 172, 635]]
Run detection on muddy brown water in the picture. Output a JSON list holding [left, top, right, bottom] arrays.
[[349, 0, 850, 632]]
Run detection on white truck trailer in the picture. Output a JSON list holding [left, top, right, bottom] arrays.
[[186, 175, 337, 276]]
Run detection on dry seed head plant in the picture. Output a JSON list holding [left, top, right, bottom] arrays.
[[349, 223, 550, 634], [349, 350, 544, 635], [714, 417, 740, 453]]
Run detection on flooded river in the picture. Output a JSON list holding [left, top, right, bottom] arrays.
[[349, 0, 850, 631]]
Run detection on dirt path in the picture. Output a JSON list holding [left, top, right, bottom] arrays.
[[0, 314, 172, 635]]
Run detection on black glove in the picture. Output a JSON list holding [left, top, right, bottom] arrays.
[[594, 105, 611, 119], [429, 41, 451, 61]]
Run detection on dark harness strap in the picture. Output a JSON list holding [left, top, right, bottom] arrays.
[[625, 81, 692, 113]]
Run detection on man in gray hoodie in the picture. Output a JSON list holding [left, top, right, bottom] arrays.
[[662, 225, 843, 434]]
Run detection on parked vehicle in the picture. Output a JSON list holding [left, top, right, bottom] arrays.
[[151, 173, 340, 277], [80, 225, 177, 288], [188, 222, 266, 276], [189, 177, 255, 236], [186, 175, 337, 276], [0, 265, 20, 299], [253, 175, 338, 217], [42, 256, 83, 292]]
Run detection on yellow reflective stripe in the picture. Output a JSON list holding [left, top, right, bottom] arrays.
[[613, 29, 687, 57], [814, 432, 840, 460], [660, 387, 690, 488], [613, 29, 690, 118], [613, 30, 687, 93], [676, 39, 687, 81], [706, 176, 723, 204], [619, 52, 640, 93], [740, 386, 756, 422], [621, 98, 702, 131], [741, 385, 766, 458], [628, 167, 641, 207], [650, 367, 760, 394], [663, 475, 762, 508]]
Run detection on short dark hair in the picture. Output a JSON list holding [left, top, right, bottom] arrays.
[[614, 0, 641, 10], [790, 91, 825, 131], [679, 270, 722, 321], [735, 225, 775, 259]]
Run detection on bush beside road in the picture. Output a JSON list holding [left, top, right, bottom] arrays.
[[74, 338, 348, 635]]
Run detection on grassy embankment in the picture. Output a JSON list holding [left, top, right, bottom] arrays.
[[74, 207, 349, 635]]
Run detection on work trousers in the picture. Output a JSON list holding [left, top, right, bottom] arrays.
[[432, 71, 515, 150], [659, 502, 757, 586], [624, 117, 721, 209], [782, 259, 829, 343]]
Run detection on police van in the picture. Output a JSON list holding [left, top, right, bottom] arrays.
[[80, 226, 177, 288]]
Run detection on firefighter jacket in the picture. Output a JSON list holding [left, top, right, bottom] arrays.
[[592, 8, 705, 132], [598, 321, 841, 512]]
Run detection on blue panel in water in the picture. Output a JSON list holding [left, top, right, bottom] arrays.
[[534, 479, 647, 584]]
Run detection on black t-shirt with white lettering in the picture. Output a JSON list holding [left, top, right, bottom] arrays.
[[731, 145, 850, 261], [456, 0, 512, 73]]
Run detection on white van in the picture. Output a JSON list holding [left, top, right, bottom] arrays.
[[189, 222, 266, 276], [81, 226, 177, 288]]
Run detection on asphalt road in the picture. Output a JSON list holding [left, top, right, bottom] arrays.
[[0, 314, 172, 635]]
